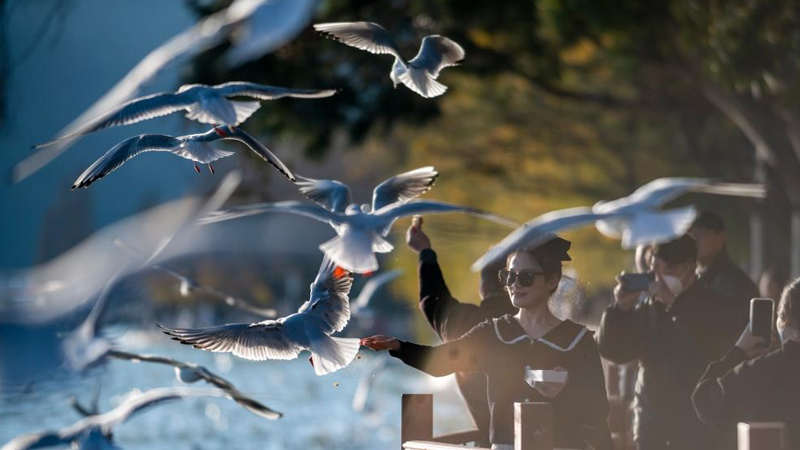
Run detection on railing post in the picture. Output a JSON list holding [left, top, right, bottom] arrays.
[[514, 402, 552, 450], [737, 422, 786, 450], [402, 394, 433, 450]]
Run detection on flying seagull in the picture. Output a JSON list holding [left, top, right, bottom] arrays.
[[472, 178, 766, 271], [314, 22, 464, 98], [199, 167, 517, 273], [12, 0, 318, 184], [0, 388, 247, 450], [350, 269, 403, 316], [33, 82, 337, 150], [160, 258, 361, 376], [113, 238, 277, 318], [71, 125, 294, 189], [106, 349, 282, 419]]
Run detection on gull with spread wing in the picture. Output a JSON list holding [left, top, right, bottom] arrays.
[[314, 21, 464, 98], [160, 258, 360, 376], [71, 125, 294, 189], [472, 178, 766, 272], [13, 0, 318, 183], [199, 167, 517, 273], [33, 82, 337, 151], [1, 387, 248, 450], [106, 350, 281, 419]]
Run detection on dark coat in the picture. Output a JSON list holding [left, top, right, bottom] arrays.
[[390, 314, 614, 449], [692, 340, 800, 449], [417, 249, 518, 446], [597, 280, 745, 450], [697, 251, 759, 326]]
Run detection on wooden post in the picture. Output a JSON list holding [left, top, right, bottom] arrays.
[[737, 422, 786, 450], [402, 394, 433, 450], [514, 402, 552, 450]]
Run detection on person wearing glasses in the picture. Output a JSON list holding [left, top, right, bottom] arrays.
[[361, 234, 613, 450]]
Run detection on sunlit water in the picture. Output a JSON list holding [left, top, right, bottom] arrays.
[[0, 328, 473, 449]]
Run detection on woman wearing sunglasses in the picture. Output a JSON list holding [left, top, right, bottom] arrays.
[[361, 235, 613, 450]]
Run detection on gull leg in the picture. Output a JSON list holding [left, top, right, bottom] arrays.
[[208, 163, 215, 174], [193, 163, 200, 173]]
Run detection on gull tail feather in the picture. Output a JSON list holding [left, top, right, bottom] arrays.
[[309, 336, 361, 376], [319, 233, 379, 274], [398, 67, 447, 98]]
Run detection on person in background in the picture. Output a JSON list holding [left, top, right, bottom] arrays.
[[688, 210, 759, 326], [759, 266, 788, 302], [597, 235, 744, 450], [363, 236, 613, 450], [405, 216, 518, 447], [692, 277, 800, 448]]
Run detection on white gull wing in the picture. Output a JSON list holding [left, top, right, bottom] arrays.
[[215, 82, 338, 100], [593, 177, 766, 214], [471, 207, 613, 272], [351, 269, 403, 314], [372, 200, 519, 232], [409, 35, 465, 78], [297, 258, 354, 334], [208, 125, 295, 181], [71, 134, 187, 190], [295, 176, 353, 213], [13, 0, 301, 183], [105, 350, 282, 419], [159, 320, 304, 361], [223, 0, 316, 68], [371, 166, 438, 211], [314, 22, 405, 63], [31, 92, 195, 150], [619, 205, 697, 249], [199, 200, 341, 225]]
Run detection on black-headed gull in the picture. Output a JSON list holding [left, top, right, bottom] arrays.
[[106, 350, 282, 419], [33, 82, 337, 150], [0, 387, 248, 450], [314, 22, 464, 98], [12, 0, 317, 184], [160, 258, 360, 376], [199, 168, 517, 273], [471, 178, 766, 271], [71, 125, 294, 189]]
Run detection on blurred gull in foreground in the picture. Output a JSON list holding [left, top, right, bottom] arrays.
[[200, 167, 517, 273], [314, 21, 465, 98], [0, 387, 249, 450], [472, 178, 766, 271], [13, 0, 317, 183], [106, 350, 282, 419], [160, 258, 360, 376], [71, 125, 294, 189]]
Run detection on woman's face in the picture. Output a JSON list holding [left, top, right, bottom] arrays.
[[505, 252, 557, 309]]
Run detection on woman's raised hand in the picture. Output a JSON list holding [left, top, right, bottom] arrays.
[[360, 335, 401, 351], [406, 215, 432, 253]]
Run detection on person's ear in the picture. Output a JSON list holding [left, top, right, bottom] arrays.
[[545, 274, 560, 291]]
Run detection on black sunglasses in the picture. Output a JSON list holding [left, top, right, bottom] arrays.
[[498, 269, 545, 287]]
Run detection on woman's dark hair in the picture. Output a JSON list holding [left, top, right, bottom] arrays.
[[507, 236, 571, 295], [778, 277, 800, 327]]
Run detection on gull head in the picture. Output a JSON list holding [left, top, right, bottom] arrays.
[[345, 204, 362, 216]]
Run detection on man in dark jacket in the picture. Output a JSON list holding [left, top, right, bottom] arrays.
[[597, 235, 745, 450], [688, 211, 759, 326], [406, 216, 517, 447]]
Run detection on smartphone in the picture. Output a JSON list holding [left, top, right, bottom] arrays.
[[620, 272, 655, 292], [750, 298, 775, 344]]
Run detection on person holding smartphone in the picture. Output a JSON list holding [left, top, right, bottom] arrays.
[[692, 278, 800, 448], [362, 235, 613, 450], [597, 235, 745, 450], [404, 216, 519, 447]]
